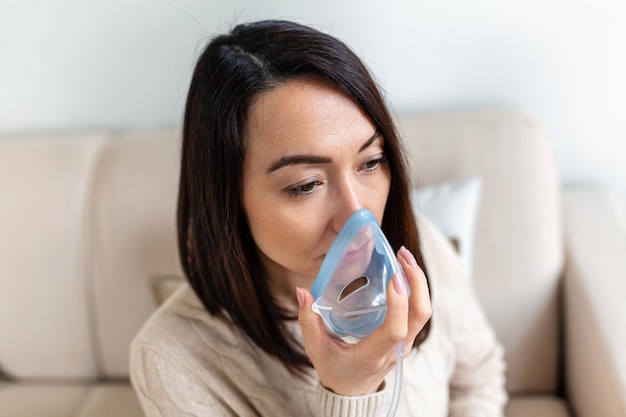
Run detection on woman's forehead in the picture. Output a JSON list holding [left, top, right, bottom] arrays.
[[244, 78, 376, 154]]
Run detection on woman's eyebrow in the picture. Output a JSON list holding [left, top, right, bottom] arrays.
[[267, 155, 332, 173], [266, 130, 382, 174], [358, 130, 382, 153]]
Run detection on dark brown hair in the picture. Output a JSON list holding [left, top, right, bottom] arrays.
[[178, 20, 429, 374]]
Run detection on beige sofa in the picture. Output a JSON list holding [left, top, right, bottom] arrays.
[[1, 110, 624, 416]]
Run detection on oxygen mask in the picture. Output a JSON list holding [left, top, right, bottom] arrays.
[[311, 209, 410, 343]]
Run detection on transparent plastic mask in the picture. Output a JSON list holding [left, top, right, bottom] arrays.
[[311, 209, 410, 343]]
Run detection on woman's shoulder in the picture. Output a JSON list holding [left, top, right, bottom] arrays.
[[131, 283, 246, 360], [415, 213, 464, 284]]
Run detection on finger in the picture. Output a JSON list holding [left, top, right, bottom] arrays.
[[398, 246, 432, 347], [357, 270, 409, 359], [296, 287, 334, 357]]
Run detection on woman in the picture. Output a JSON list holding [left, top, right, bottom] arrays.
[[131, 20, 506, 416]]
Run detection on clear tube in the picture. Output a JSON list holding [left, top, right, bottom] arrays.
[[386, 341, 405, 417]]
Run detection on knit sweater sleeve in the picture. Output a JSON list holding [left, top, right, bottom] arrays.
[[418, 216, 508, 417], [316, 383, 385, 417], [130, 341, 240, 417]]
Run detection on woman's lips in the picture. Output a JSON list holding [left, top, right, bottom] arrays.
[[319, 226, 374, 263], [343, 240, 370, 262]]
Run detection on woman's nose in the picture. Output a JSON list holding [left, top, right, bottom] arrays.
[[330, 178, 364, 233]]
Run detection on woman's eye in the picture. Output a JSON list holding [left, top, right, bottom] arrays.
[[286, 180, 322, 198], [363, 156, 388, 172]]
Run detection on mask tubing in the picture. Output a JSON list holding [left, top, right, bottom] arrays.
[[386, 341, 405, 417]]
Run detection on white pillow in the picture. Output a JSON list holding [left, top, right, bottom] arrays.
[[411, 176, 482, 280]]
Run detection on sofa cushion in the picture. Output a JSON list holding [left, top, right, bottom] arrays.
[[505, 395, 571, 417], [0, 383, 90, 417], [0, 130, 183, 380], [0, 383, 143, 417], [88, 129, 183, 377], [0, 134, 109, 379], [397, 110, 563, 394], [73, 384, 144, 417], [563, 187, 626, 417]]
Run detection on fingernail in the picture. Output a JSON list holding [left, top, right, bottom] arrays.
[[400, 246, 418, 268], [393, 273, 405, 295], [296, 287, 305, 308]]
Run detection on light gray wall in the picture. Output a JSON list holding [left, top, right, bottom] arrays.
[[2, 0, 625, 204]]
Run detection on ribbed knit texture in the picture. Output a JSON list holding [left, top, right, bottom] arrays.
[[317, 383, 384, 417]]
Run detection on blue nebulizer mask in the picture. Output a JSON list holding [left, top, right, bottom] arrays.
[[311, 209, 410, 343], [310, 209, 409, 417]]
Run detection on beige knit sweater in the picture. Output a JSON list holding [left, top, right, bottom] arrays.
[[130, 217, 507, 417]]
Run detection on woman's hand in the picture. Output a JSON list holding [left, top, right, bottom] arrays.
[[296, 246, 432, 396]]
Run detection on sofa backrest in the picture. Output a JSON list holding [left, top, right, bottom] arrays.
[[397, 110, 564, 394], [88, 130, 183, 377], [1, 134, 108, 379], [0, 131, 183, 380]]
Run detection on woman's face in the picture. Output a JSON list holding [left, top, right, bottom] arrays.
[[241, 78, 391, 297]]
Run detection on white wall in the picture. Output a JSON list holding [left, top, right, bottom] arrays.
[[2, 0, 626, 205]]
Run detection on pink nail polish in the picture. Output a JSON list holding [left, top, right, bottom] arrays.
[[393, 273, 405, 295], [401, 246, 418, 268], [296, 287, 305, 308]]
